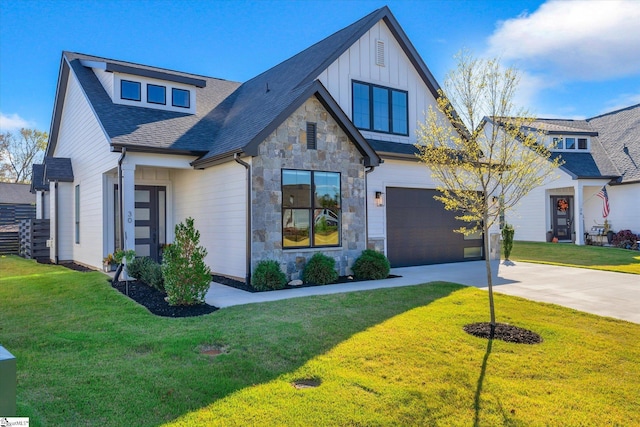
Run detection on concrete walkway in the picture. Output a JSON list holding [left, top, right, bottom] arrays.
[[204, 260, 640, 324]]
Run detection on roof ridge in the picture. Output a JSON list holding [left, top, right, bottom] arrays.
[[63, 51, 239, 84], [587, 103, 640, 121]]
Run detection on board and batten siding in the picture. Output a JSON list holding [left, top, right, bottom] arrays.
[[317, 20, 440, 145], [603, 184, 640, 233], [53, 67, 118, 268], [171, 160, 247, 280]]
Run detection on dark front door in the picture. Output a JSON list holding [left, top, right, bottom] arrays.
[[135, 186, 166, 262], [551, 195, 573, 241]]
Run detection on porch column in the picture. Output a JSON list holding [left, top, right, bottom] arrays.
[[575, 181, 585, 245], [121, 162, 136, 253]]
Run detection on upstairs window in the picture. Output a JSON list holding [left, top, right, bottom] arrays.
[[121, 80, 141, 101], [352, 81, 408, 136], [551, 136, 589, 151], [147, 84, 166, 105], [172, 88, 190, 108]]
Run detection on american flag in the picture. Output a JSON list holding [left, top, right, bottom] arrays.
[[596, 186, 610, 218]]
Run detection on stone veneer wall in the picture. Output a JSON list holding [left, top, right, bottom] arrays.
[[251, 96, 367, 280]]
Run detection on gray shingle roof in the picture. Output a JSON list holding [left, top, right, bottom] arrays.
[[30, 164, 47, 193], [524, 118, 621, 181], [587, 104, 640, 184], [50, 7, 446, 169], [0, 183, 35, 205], [61, 52, 241, 154], [43, 157, 74, 182]]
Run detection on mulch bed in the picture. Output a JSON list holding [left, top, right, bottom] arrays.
[[463, 322, 542, 344], [37, 259, 95, 272], [111, 280, 218, 318], [213, 274, 402, 293]]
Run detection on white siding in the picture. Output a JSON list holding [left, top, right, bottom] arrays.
[[53, 69, 118, 268], [93, 68, 114, 100], [49, 181, 74, 262], [172, 160, 247, 279], [590, 183, 640, 234], [317, 20, 440, 145]]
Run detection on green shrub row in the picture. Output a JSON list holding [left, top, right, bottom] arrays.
[[252, 260, 287, 291], [352, 249, 390, 280], [126, 256, 165, 292]]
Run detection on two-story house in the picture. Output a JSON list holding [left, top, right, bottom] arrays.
[[32, 6, 489, 281]]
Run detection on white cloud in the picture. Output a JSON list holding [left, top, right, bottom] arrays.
[[487, 0, 640, 81], [0, 112, 33, 132], [601, 92, 640, 114]]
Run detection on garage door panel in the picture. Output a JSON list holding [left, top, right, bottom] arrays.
[[386, 188, 483, 267]]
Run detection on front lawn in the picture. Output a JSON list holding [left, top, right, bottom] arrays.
[[510, 241, 640, 274], [1, 255, 639, 426]]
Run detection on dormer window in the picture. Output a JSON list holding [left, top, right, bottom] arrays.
[[147, 84, 166, 105], [172, 88, 190, 108], [121, 80, 141, 101], [551, 136, 589, 151]]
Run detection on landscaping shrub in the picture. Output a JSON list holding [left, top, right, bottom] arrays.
[[252, 260, 287, 291], [125, 256, 148, 280], [162, 217, 211, 305], [352, 249, 390, 280], [502, 223, 515, 260], [127, 257, 165, 292], [612, 230, 639, 250], [303, 253, 338, 285]]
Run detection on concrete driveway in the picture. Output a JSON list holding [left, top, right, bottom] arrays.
[[205, 260, 640, 324]]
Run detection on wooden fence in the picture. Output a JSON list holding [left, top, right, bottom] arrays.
[[0, 231, 19, 254], [19, 219, 50, 260], [0, 204, 36, 226]]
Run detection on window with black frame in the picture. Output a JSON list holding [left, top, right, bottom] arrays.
[[352, 81, 408, 136], [282, 169, 341, 248]]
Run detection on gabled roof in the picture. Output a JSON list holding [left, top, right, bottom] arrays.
[[30, 164, 47, 193], [47, 52, 241, 157], [49, 7, 449, 168], [0, 183, 35, 205], [43, 157, 74, 182], [587, 104, 640, 184]]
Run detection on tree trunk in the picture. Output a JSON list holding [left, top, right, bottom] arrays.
[[483, 216, 496, 329]]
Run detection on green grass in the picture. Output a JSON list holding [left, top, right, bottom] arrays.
[[510, 241, 640, 274], [1, 255, 639, 426]]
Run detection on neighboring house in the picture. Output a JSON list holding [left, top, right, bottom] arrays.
[[0, 182, 36, 228], [34, 6, 493, 280], [499, 104, 640, 244]]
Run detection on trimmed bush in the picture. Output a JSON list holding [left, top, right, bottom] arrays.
[[127, 257, 165, 292], [162, 217, 211, 306], [352, 249, 390, 280], [252, 260, 287, 291], [612, 230, 638, 250], [502, 224, 515, 260], [303, 253, 338, 285]]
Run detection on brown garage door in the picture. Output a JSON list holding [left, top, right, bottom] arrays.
[[386, 187, 484, 267]]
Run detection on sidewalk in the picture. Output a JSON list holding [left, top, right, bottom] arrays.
[[205, 260, 640, 324]]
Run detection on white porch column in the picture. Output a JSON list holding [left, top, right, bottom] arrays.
[[575, 181, 585, 245], [121, 162, 136, 253]]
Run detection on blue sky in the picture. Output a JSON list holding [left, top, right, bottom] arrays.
[[1, 0, 639, 133]]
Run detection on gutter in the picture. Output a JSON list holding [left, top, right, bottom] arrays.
[[234, 153, 251, 284], [54, 180, 59, 264]]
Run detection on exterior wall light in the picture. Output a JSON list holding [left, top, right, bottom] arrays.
[[375, 191, 384, 207]]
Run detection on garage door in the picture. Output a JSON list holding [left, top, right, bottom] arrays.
[[386, 187, 484, 267]]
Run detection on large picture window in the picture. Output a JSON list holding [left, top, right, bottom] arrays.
[[352, 81, 408, 136], [282, 169, 341, 248]]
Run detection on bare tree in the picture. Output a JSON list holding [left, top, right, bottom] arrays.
[[0, 128, 48, 183], [416, 51, 561, 330]]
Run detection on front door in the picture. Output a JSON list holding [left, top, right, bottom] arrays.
[[551, 195, 573, 241], [135, 186, 166, 262]]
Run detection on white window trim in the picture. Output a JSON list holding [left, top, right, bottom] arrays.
[[549, 135, 591, 152]]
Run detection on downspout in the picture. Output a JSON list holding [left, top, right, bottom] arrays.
[[54, 180, 59, 264], [114, 148, 127, 282], [234, 153, 251, 284], [40, 191, 45, 219], [364, 164, 377, 250]]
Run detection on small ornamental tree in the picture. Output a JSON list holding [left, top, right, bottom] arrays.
[[416, 51, 561, 330], [162, 217, 211, 305], [502, 224, 515, 261]]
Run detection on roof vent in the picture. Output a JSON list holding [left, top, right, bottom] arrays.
[[375, 39, 385, 67], [306, 122, 317, 149]]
